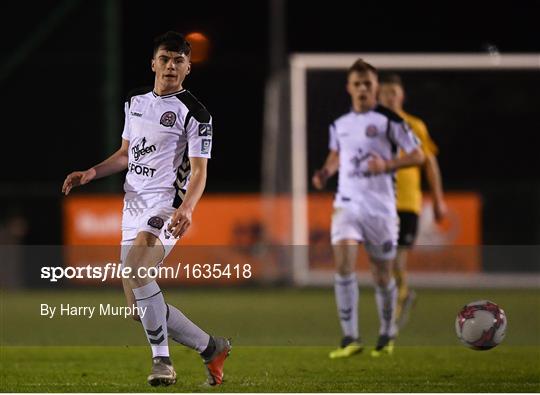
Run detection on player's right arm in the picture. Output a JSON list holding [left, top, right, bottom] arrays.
[[62, 139, 129, 195], [313, 122, 340, 190], [312, 150, 339, 190]]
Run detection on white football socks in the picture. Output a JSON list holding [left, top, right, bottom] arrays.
[[166, 303, 210, 353], [132, 281, 169, 358], [334, 273, 359, 340], [375, 277, 398, 337]]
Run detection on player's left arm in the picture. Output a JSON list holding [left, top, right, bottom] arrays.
[[388, 147, 424, 171], [416, 119, 447, 222], [168, 156, 208, 238], [368, 147, 424, 174], [424, 152, 447, 222]]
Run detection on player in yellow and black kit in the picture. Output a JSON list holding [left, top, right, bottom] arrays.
[[379, 74, 447, 329]]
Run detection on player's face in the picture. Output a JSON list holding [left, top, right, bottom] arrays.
[[151, 46, 191, 92], [347, 71, 378, 111], [378, 83, 404, 111]]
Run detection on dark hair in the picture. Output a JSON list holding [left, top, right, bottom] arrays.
[[379, 73, 403, 86], [153, 31, 191, 57], [347, 58, 377, 77]]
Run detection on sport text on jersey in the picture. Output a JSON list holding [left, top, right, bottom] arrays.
[[128, 162, 156, 177]]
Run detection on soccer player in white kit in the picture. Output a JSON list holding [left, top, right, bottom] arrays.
[[312, 59, 425, 358], [62, 31, 230, 386]]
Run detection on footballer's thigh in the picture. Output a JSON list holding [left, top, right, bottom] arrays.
[[331, 205, 362, 275], [121, 232, 164, 321], [362, 214, 398, 287], [126, 203, 178, 283], [124, 231, 165, 287], [120, 203, 178, 312], [332, 241, 360, 275], [119, 233, 164, 320]]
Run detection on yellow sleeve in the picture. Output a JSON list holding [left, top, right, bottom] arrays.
[[409, 118, 438, 156]]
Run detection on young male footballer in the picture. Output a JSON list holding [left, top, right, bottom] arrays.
[[63, 31, 230, 386], [312, 59, 424, 358]]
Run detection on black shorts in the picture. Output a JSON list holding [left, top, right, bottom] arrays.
[[398, 211, 419, 247]]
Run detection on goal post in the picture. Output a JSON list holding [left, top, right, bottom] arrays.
[[287, 53, 540, 286]]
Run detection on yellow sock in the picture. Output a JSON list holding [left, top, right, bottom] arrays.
[[393, 268, 408, 317]]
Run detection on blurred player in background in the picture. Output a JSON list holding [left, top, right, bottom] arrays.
[[62, 31, 230, 387], [312, 59, 424, 358], [378, 74, 447, 329]]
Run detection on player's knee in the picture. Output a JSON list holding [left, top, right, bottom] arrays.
[[371, 265, 389, 286], [336, 264, 354, 276], [124, 247, 163, 276], [127, 274, 148, 289], [373, 270, 392, 288], [375, 277, 389, 288], [134, 231, 159, 247]]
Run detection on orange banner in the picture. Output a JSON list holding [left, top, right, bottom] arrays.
[[64, 194, 292, 246], [63, 192, 481, 281]]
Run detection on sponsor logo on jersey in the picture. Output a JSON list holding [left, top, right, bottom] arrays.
[[160, 111, 177, 127], [130, 111, 143, 117], [365, 124, 378, 138], [128, 162, 156, 177], [132, 137, 156, 161], [198, 123, 213, 136], [201, 139, 211, 154], [348, 149, 371, 178], [147, 216, 164, 230]]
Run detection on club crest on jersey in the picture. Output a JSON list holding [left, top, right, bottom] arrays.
[[160, 111, 176, 127], [365, 124, 378, 138], [147, 216, 164, 230]]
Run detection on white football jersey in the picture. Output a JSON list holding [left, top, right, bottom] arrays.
[[329, 105, 419, 216], [121, 88, 213, 207]]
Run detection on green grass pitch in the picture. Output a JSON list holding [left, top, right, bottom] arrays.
[[1, 288, 539, 392]]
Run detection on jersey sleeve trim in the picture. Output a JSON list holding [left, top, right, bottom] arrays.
[[175, 90, 212, 130], [374, 104, 405, 123]]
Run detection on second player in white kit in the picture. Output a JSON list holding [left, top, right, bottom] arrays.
[[313, 59, 424, 358], [329, 104, 419, 259]]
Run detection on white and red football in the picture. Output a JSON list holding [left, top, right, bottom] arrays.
[[455, 300, 507, 350]]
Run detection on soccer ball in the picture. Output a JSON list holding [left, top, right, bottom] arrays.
[[455, 300, 507, 350]]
